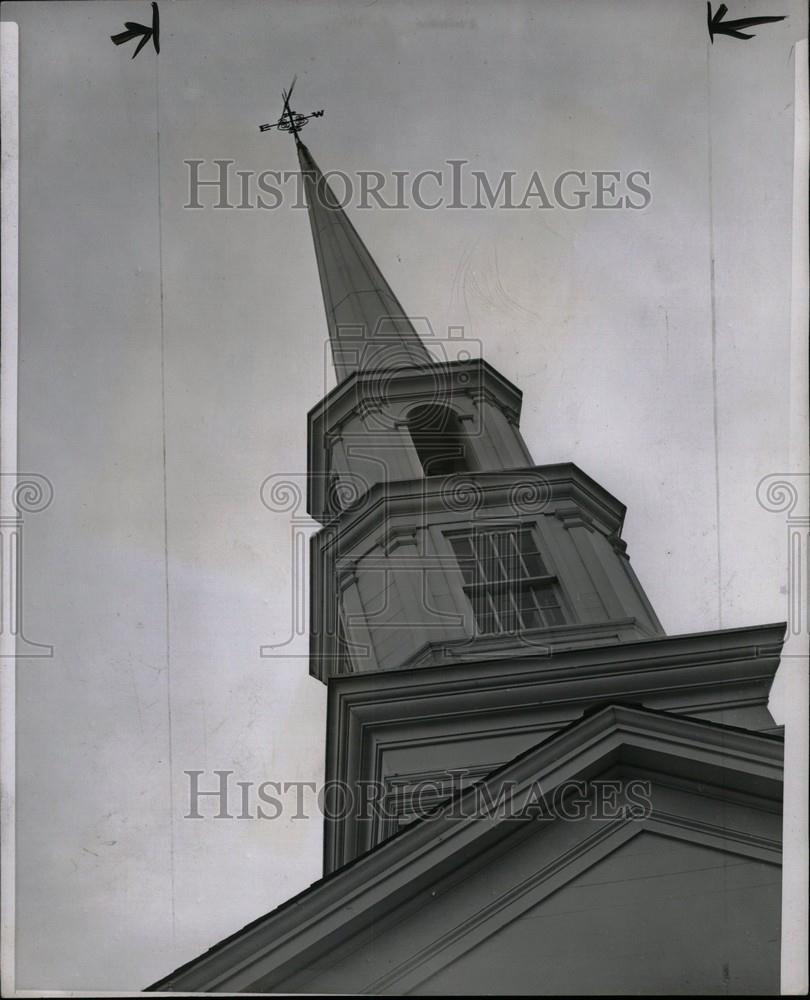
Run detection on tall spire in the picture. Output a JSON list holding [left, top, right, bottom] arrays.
[[296, 140, 434, 381]]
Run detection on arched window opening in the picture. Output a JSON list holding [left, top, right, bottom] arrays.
[[408, 404, 471, 476]]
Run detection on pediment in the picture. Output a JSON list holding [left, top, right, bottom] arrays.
[[149, 705, 783, 993]]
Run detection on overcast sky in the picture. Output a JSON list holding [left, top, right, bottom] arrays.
[[2, 0, 807, 991]]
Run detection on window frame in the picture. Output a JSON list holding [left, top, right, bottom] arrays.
[[445, 523, 570, 636]]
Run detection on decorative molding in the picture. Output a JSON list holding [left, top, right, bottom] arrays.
[[312, 463, 627, 558], [467, 385, 522, 430], [336, 565, 359, 593], [555, 504, 595, 531], [406, 617, 649, 666], [646, 810, 782, 860], [378, 525, 421, 556], [355, 399, 385, 423], [323, 621, 785, 868]]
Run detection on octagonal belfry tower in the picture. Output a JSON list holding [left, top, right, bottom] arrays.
[[150, 133, 784, 996]]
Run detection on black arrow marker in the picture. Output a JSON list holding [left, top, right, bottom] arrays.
[[111, 2, 160, 58], [708, 2, 785, 42]]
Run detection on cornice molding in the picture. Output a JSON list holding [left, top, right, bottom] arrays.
[[377, 525, 421, 556], [312, 462, 627, 558], [323, 621, 785, 867], [308, 358, 523, 431], [555, 504, 595, 531], [404, 617, 652, 667]]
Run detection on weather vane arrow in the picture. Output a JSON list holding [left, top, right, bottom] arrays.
[[258, 76, 324, 142], [707, 2, 785, 42], [111, 1, 160, 59]]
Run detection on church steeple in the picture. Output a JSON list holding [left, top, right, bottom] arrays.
[[255, 89, 665, 690], [297, 141, 433, 381]]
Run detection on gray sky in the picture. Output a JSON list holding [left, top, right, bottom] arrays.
[[2, 0, 807, 990]]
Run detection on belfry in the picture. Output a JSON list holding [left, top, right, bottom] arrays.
[[151, 110, 785, 994]]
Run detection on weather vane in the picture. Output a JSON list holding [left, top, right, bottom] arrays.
[[258, 76, 323, 140]]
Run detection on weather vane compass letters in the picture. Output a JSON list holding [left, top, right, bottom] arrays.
[[258, 76, 323, 139]]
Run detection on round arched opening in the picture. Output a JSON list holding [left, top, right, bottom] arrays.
[[407, 404, 472, 476]]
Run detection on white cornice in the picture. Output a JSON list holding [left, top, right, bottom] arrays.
[[323, 621, 785, 867]]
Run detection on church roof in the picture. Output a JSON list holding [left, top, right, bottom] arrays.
[[147, 703, 783, 993], [297, 140, 434, 381]]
